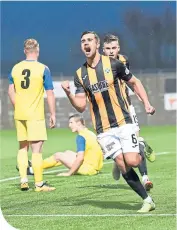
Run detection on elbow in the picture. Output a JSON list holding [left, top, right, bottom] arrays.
[[135, 78, 141, 85], [76, 105, 86, 113], [8, 90, 12, 97], [79, 156, 84, 163]]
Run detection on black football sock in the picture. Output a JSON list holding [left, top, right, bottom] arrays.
[[138, 143, 148, 176], [122, 168, 148, 200]]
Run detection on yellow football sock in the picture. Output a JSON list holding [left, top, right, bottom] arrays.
[[54, 161, 62, 167], [17, 149, 28, 182], [42, 155, 61, 169], [32, 153, 43, 183]]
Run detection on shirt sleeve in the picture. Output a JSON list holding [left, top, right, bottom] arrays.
[[8, 72, 14, 84], [76, 135, 86, 152], [122, 55, 130, 69], [74, 73, 85, 94], [43, 66, 54, 90], [115, 59, 132, 81]]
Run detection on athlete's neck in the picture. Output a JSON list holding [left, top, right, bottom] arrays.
[[77, 126, 86, 133], [26, 55, 38, 61], [87, 52, 100, 68]]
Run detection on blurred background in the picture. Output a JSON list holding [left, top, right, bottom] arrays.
[[1, 1, 176, 129]]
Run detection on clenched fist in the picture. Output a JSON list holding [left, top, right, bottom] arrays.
[[61, 81, 71, 96], [145, 104, 155, 115]]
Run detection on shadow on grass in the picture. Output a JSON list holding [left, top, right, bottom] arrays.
[[77, 184, 130, 190], [62, 199, 140, 211]]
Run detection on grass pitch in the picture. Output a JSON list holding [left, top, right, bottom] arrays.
[[0, 126, 176, 230]]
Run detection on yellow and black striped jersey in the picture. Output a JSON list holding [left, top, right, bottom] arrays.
[[118, 54, 132, 105], [74, 55, 133, 134]]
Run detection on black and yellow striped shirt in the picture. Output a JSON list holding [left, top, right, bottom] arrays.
[[118, 54, 132, 106], [74, 55, 132, 134]]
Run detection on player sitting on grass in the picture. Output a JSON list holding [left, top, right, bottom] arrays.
[[25, 114, 103, 176]]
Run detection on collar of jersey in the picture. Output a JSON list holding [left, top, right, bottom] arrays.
[[78, 128, 88, 135], [86, 56, 101, 69], [25, 60, 37, 62]]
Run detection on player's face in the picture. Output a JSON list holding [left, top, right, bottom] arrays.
[[81, 33, 100, 59], [103, 41, 120, 59], [69, 118, 79, 132]]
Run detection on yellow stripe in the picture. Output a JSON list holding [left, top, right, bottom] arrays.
[[101, 55, 126, 126], [118, 54, 126, 65], [76, 68, 83, 85], [118, 55, 130, 109], [87, 65, 110, 132]]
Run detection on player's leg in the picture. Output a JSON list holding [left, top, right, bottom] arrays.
[[138, 142, 153, 191], [42, 155, 62, 169], [130, 105, 155, 162], [129, 105, 154, 190], [28, 120, 55, 192], [119, 124, 155, 212], [97, 129, 155, 212], [139, 137, 155, 162], [55, 150, 77, 171], [15, 120, 29, 191]]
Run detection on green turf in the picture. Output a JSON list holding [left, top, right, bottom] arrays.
[[0, 126, 176, 230]]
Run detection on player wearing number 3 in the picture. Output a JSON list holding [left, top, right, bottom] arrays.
[[8, 38, 56, 192]]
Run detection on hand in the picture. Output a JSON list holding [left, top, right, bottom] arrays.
[[145, 104, 155, 115], [57, 172, 71, 177], [50, 114, 56, 128], [61, 81, 71, 96]]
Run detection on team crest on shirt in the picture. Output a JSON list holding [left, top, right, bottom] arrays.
[[104, 68, 110, 74]]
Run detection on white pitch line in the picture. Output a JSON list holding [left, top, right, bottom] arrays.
[[5, 214, 177, 217], [0, 151, 174, 183]]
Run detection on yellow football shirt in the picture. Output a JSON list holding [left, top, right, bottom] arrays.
[[77, 128, 103, 170], [8, 60, 53, 120]]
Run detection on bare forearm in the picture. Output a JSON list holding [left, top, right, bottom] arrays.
[[8, 92, 15, 107], [126, 82, 134, 92], [47, 92, 56, 115], [67, 93, 86, 113], [68, 158, 84, 175]]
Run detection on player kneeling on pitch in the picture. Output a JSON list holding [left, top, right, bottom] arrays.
[[42, 114, 103, 176]]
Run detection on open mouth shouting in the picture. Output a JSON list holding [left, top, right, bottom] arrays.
[[84, 46, 91, 56]]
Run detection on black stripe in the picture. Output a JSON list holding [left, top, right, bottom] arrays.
[[96, 59, 118, 128], [81, 65, 103, 134], [114, 80, 132, 124]]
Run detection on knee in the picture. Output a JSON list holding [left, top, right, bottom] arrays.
[[54, 152, 63, 161], [126, 158, 140, 167], [64, 150, 70, 154], [19, 141, 29, 149]]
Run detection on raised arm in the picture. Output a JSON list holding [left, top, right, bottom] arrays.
[[61, 79, 87, 113], [116, 60, 155, 115]]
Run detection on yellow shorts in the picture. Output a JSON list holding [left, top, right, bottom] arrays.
[[78, 164, 99, 176], [15, 120, 47, 141]]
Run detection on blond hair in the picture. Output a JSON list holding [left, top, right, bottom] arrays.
[[24, 38, 39, 52]]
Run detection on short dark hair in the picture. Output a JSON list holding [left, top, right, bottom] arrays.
[[103, 34, 120, 44], [69, 114, 85, 125], [81, 31, 100, 43]]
